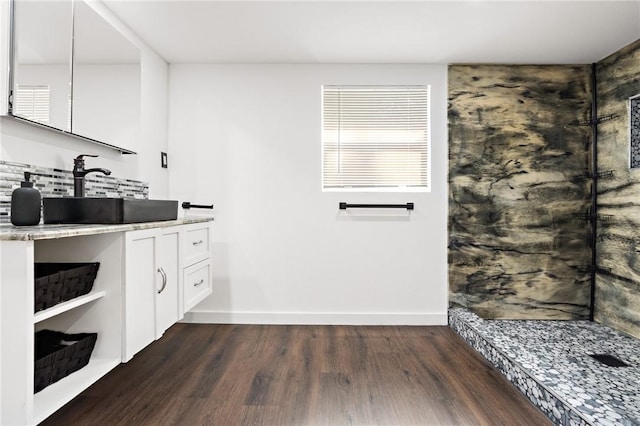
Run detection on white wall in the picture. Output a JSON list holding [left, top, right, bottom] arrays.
[[0, 0, 169, 199], [169, 64, 448, 325]]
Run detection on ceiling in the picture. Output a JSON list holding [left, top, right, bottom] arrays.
[[104, 0, 640, 64]]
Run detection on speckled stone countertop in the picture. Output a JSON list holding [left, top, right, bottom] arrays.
[[0, 217, 213, 241]]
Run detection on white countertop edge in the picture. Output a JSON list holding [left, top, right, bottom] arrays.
[[0, 217, 214, 241]]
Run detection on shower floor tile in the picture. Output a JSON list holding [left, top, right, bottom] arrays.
[[449, 308, 640, 426]]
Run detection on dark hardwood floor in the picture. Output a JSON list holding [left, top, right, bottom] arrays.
[[42, 324, 551, 425]]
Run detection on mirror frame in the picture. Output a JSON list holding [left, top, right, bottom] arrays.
[[7, 0, 136, 155]]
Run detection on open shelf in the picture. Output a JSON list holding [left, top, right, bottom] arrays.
[[34, 291, 107, 324], [33, 357, 120, 424]]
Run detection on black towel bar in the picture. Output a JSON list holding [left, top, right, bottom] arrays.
[[182, 202, 214, 210], [339, 202, 414, 210]]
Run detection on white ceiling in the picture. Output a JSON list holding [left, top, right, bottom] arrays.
[[104, 0, 640, 64]]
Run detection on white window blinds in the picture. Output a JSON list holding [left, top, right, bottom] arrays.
[[322, 85, 430, 191], [14, 85, 51, 125]]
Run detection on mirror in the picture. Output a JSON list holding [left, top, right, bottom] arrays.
[[72, 0, 140, 151], [8, 0, 140, 154], [11, 0, 73, 131]]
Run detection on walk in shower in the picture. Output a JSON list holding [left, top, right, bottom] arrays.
[[448, 39, 640, 425]]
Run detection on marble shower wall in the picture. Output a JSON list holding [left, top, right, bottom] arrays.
[[449, 65, 592, 319], [595, 39, 640, 339]]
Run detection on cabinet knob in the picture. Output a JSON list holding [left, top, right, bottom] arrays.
[[192, 240, 204, 246], [194, 279, 205, 287]]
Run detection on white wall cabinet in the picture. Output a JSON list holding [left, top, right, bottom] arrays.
[[123, 227, 181, 362]]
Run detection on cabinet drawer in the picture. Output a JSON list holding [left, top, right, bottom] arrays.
[[183, 226, 210, 266], [183, 260, 211, 312]]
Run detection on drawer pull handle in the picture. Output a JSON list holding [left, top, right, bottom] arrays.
[[192, 240, 204, 246], [157, 267, 167, 294], [194, 279, 205, 287]]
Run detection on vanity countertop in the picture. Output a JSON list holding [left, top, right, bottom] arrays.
[[0, 217, 213, 241]]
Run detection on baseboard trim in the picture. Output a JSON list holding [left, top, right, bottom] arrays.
[[181, 311, 448, 325]]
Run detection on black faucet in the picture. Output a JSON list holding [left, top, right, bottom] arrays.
[[73, 154, 111, 197]]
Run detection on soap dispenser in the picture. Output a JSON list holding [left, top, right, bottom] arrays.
[[10, 172, 41, 226]]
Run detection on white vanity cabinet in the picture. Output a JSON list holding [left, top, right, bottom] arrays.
[[0, 233, 124, 425], [122, 221, 213, 361], [123, 227, 181, 362], [181, 222, 213, 314], [0, 218, 213, 425]]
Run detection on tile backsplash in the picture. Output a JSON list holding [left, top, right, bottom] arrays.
[[0, 160, 148, 224]]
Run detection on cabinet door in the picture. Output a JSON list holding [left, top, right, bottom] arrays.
[[155, 229, 180, 339], [123, 229, 156, 361]]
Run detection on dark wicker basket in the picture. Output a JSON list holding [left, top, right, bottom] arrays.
[[34, 330, 98, 393], [34, 263, 100, 312]]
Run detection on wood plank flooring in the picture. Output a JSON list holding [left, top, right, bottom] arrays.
[[41, 324, 551, 425]]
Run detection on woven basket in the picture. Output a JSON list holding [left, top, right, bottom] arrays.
[[34, 330, 98, 393], [34, 263, 100, 312]]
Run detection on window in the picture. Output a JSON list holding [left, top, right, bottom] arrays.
[[322, 85, 430, 191], [14, 85, 51, 125]]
